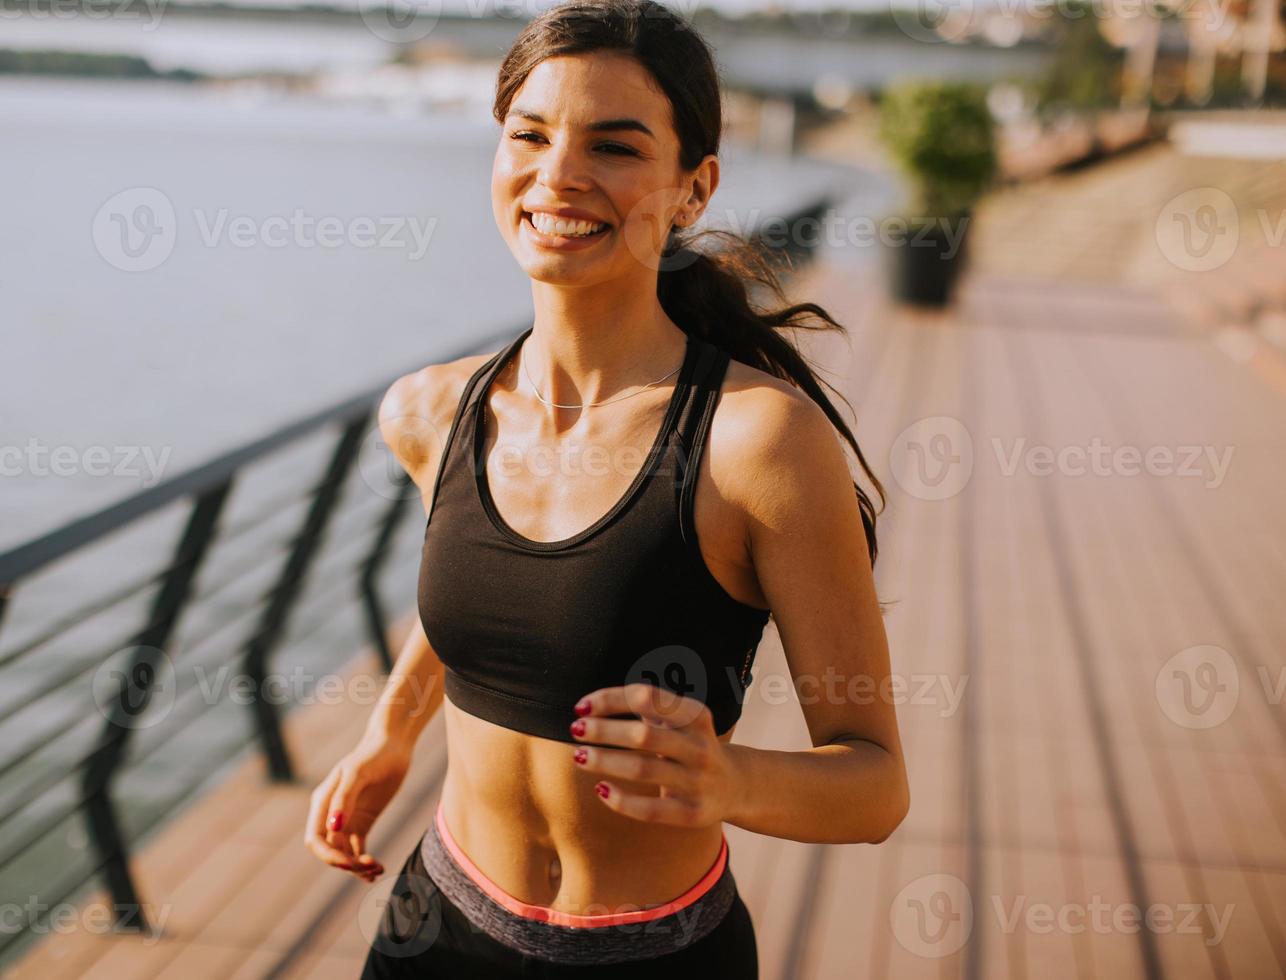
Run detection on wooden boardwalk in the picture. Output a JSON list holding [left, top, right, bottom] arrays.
[[9, 235, 1286, 977]]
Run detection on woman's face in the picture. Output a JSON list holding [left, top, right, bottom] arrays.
[[492, 51, 716, 287]]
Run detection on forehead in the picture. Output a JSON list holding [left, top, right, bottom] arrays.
[[509, 53, 671, 131]]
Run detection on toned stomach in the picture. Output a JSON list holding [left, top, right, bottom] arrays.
[[438, 695, 733, 916]]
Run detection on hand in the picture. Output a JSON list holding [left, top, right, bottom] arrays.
[[304, 734, 412, 883], [568, 683, 743, 829]]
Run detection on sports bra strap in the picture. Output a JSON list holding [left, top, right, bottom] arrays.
[[676, 339, 732, 551], [425, 337, 519, 527]]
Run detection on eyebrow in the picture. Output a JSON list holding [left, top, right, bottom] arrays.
[[505, 108, 656, 140]]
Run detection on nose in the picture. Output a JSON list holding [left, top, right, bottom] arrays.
[[536, 138, 592, 194]]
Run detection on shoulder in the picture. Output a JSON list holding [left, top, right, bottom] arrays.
[[710, 357, 853, 529], [378, 346, 501, 497]]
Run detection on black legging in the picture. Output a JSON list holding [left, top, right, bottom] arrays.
[[359, 827, 759, 979]]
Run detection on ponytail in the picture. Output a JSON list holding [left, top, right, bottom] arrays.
[[658, 228, 884, 566]]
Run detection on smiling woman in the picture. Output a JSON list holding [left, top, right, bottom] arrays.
[[300, 1, 909, 976]]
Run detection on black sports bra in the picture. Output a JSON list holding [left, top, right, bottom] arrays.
[[417, 326, 771, 744]]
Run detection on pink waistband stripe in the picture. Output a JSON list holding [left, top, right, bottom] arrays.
[[433, 801, 729, 928]]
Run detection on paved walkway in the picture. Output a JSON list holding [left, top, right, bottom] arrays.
[[10, 155, 1286, 978]]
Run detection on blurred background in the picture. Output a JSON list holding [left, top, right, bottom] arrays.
[[1, 0, 1283, 976]]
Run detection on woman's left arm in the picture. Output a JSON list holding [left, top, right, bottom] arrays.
[[718, 387, 908, 844], [573, 387, 909, 845]]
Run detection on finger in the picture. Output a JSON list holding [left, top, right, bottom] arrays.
[[572, 743, 695, 794], [623, 682, 713, 731], [350, 831, 383, 874], [591, 781, 702, 826], [579, 684, 710, 732], [305, 770, 343, 856], [571, 715, 700, 764], [305, 835, 370, 872], [325, 769, 363, 857]]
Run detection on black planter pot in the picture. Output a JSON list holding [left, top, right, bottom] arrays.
[[883, 211, 973, 307]]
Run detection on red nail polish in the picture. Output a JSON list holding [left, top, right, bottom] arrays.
[[328, 812, 344, 832], [574, 699, 592, 716], [573, 747, 588, 764], [595, 782, 610, 799], [570, 719, 586, 737]]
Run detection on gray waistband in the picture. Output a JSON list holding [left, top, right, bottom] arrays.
[[418, 814, 737, 965]]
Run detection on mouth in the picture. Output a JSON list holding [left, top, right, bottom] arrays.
[[522, 211, 612, 243]]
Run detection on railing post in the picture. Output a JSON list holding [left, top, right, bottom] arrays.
[[242, 414, 369, 783], [80, 479, 232, 933], [360, 471, 414, 673]]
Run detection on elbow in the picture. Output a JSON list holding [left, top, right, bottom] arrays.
[[866, 773, 910, 845]]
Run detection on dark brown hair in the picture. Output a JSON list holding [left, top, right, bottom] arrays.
[[493, 0, 884, 564]]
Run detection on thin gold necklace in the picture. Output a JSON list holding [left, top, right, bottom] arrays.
[[519, 342, 683, 409]]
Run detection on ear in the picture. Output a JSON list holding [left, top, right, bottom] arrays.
[[680, 154, 720, 226]]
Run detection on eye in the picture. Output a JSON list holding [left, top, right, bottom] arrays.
[[508, 131, 640, 157]]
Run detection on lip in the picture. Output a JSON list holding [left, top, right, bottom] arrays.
[[521, 210, 611, 251]]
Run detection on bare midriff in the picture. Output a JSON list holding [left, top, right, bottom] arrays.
[[438, 696, 733, 918]]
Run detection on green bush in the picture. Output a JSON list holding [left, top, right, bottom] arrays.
[[877, 79, 998, 220]]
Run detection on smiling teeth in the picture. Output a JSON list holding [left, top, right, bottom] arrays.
[[529, 212, 606, 237]]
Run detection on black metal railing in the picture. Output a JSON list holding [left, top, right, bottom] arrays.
[[0, 324, 513, 964]]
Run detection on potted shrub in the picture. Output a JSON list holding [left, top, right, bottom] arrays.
[[877, 80, 998, 306]]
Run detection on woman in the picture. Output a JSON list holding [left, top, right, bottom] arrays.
[[304, 1, 908, 975]]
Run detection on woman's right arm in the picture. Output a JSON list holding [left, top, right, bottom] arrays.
[[303, 365, 455, 881], [362, 618, 445, 754]]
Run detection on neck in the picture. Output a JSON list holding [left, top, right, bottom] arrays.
[[522, 280, 688, 408]]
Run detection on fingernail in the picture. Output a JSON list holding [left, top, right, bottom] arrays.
[[570, 719, 586, 737], [595, 782, 610, 799], [328, 812, 344, 832], [573, 747, 588, 765], [574, 698, 592, 716]]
